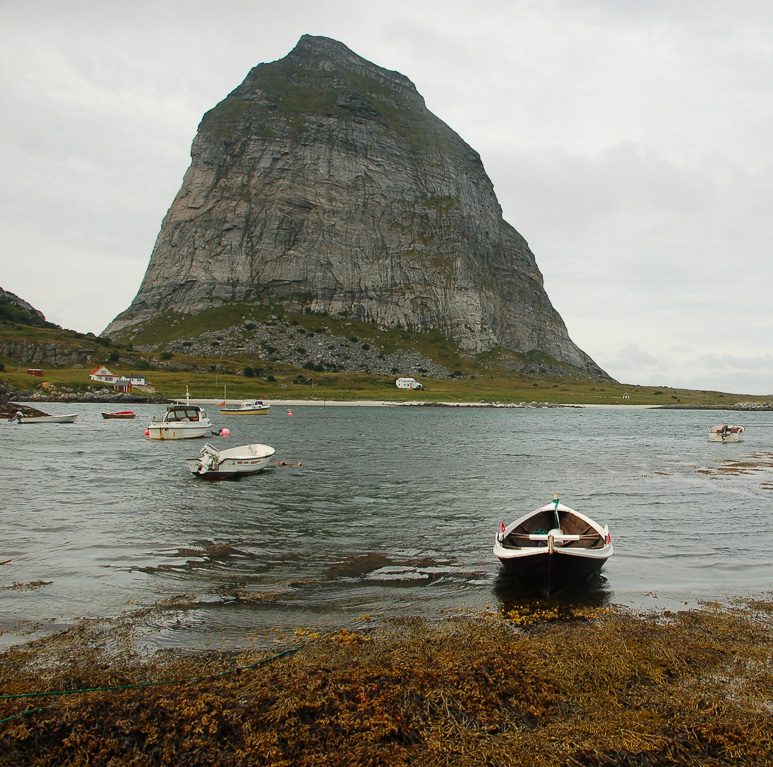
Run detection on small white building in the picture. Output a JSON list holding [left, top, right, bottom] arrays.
[[395, 377, 422, 390]]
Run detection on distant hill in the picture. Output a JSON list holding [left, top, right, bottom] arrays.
[[0, 287, 60, 329], [104, 35, 610, 381]]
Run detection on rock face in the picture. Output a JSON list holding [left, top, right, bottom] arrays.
[[105, 35, 607, 378]]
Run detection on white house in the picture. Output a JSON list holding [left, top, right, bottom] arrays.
[[395, 377, 422, 390], [89, 365, 117, 383], [126, 374, 147, 386]]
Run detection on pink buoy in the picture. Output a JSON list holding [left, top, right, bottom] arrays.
[[220, 428, 231, 437], [144, 429, 150, 436], [288, 409, 293, 416]]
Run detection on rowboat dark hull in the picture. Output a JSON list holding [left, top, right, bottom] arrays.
[[494, 499, 612, 595], [102, 412, 136, 419], [497, 549, 607, 594]]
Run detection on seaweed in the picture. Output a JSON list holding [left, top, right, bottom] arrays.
[[1, 602, 772, 764]]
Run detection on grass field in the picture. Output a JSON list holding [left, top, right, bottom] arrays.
[[2, 312, 769, 407], [1, 361, 766, 407]]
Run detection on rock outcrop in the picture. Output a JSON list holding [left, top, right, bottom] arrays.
[[105, 35, 608, 378]]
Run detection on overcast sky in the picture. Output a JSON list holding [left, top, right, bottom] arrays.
[[2, 0, 772, 394]]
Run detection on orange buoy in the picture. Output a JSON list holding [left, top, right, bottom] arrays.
[[288, 409, 293, 416]]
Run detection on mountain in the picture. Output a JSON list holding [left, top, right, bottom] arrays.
[[104, 35, 608, 379]]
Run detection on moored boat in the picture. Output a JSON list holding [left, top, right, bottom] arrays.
[[102, 411, 136, 419], [146, 404, 213, 440], [7, 411, 78, 424], [187, 442, 276, 479], [220, 399, 271, 415], [493, 493, 612, 594], [708, 424, 744, 442]]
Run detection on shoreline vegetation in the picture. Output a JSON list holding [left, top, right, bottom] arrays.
[[1, 601, 771, 764], [2, 358, 773, 411]]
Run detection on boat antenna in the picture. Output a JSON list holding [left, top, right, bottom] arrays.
[[186, 385, 190, 405], [553, 491, 561, 530]]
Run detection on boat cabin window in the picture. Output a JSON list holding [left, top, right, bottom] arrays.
[[167, 407, 200, 422]]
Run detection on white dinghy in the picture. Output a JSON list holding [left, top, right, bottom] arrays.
[[8, 411, 78, 424]]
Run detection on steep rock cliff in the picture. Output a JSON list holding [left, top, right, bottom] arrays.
[[105, 35, 607, 377]]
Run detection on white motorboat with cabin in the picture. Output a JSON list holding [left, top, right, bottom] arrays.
[[147, 403, 213, 440], [708, 424, 745, 442], [187, 442, 276, 479], [220, 399, 271, 415], [494, 493, 612, 594]]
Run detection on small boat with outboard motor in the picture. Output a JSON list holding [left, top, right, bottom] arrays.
[[187, 442, 276, 479], [708, 424, 744, 442]]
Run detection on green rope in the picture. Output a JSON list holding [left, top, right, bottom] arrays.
[[0, 606, 388, 720], [0, 644, 303, 703], [0, 707, 43, 725]]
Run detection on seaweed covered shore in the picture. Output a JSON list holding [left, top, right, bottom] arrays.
[[1, 601, 772, 765]]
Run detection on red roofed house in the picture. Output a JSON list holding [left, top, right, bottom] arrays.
[[89, 365, 118, 384]]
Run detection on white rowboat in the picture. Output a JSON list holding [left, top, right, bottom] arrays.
[[7, 411, 78, 424]]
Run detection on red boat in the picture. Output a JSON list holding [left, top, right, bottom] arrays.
[[102, 411, 136, 419]]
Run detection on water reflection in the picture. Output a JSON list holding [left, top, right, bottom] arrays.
[[492, 571, 613, 614]]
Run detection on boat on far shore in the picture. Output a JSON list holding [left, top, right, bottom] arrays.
[[708, 424, 745, 442], [7, 411, 78, 424], [220, 399, 271, 415], [102, 411, 136, 420]]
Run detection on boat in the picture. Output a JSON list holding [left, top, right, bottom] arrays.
[[7, 411, 78, 424], [220, 399, 271, 415], [102, 411, 136, 419], [146, 403, 213, 440], [493, 493, 612, 594], [708, 424, 745, 442], [187, 442, 276, 479]]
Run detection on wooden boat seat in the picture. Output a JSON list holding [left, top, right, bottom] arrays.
[[502, 533, 604, 550], [501, 509, 605, 549]]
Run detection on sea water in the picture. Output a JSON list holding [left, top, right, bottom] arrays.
[[1, 402, 772, 649]]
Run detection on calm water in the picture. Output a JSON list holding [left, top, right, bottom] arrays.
[[2, 402, 772, 650]]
